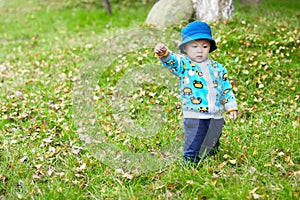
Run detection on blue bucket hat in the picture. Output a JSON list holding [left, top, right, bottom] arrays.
[[179, 21, 217, 54]]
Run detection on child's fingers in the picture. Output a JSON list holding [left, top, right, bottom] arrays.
[[155, 43, 166, 52], [230, 111, 238, 121], [154, 48, 163, 54], [155, 48, 166, 56], [154, 43, 168, 58]]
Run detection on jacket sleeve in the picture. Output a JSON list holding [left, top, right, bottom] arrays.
[[159, 51, 184, 77], [220, 66, 238, 112]]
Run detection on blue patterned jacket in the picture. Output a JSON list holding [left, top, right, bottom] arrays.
[[160, 52, 238, 119]]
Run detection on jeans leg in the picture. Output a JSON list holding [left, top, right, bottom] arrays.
[[199, 118, 225, 156], [183, 118, 210, 164]]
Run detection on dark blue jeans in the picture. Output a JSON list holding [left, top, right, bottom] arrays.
[[183, 118, 225, 164]]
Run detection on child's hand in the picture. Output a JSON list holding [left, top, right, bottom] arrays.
[[230, 110, 238, 121], [154, 43, 168, 58]]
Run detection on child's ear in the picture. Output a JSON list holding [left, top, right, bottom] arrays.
[[182, 45, 187, 54]]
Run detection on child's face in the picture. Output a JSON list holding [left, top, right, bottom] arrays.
[[183, 39, 210, 63]]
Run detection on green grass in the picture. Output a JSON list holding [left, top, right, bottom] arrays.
[[1, 0, 299, 199]]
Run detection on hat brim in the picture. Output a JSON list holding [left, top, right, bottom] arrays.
[[179, 33, 217, 54]]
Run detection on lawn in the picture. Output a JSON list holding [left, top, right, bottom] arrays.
[[0, 0, 299, 199]]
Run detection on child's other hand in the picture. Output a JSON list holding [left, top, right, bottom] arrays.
[[154, 43, 168, 57], [230, 110, 238, 121]]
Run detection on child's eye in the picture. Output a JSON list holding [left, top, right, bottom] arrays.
[[203, 45, 208, 48]]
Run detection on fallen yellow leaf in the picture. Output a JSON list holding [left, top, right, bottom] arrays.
[[218, 161, 227, 169], [211, 180, 217, 186], [284, 155, 290, 163], [229, 159, 237, 165]]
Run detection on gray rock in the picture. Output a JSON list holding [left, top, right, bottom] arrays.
[[146, 0, 194, 29]]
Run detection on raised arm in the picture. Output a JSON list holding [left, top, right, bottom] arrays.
[[154, 43, 184, 76]]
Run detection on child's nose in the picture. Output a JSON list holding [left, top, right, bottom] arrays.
[[198, 47, 203, 52]]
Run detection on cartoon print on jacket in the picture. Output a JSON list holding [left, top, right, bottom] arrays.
[[198, 107, 209, 113], [183, 87, 192, 95], [196, 70, 203, 77], [213, 80, 218, 88], [193, 80, 203, 89], [222, 89, 230, 96], [187, 69, 195, 76], [183, 76, 190, 84], [223, 73, 228, 81], [189, 61, 196, 67], [191, 97, 202, 104], [166, 59, 175, 66], [221, 98, 229, 104]]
